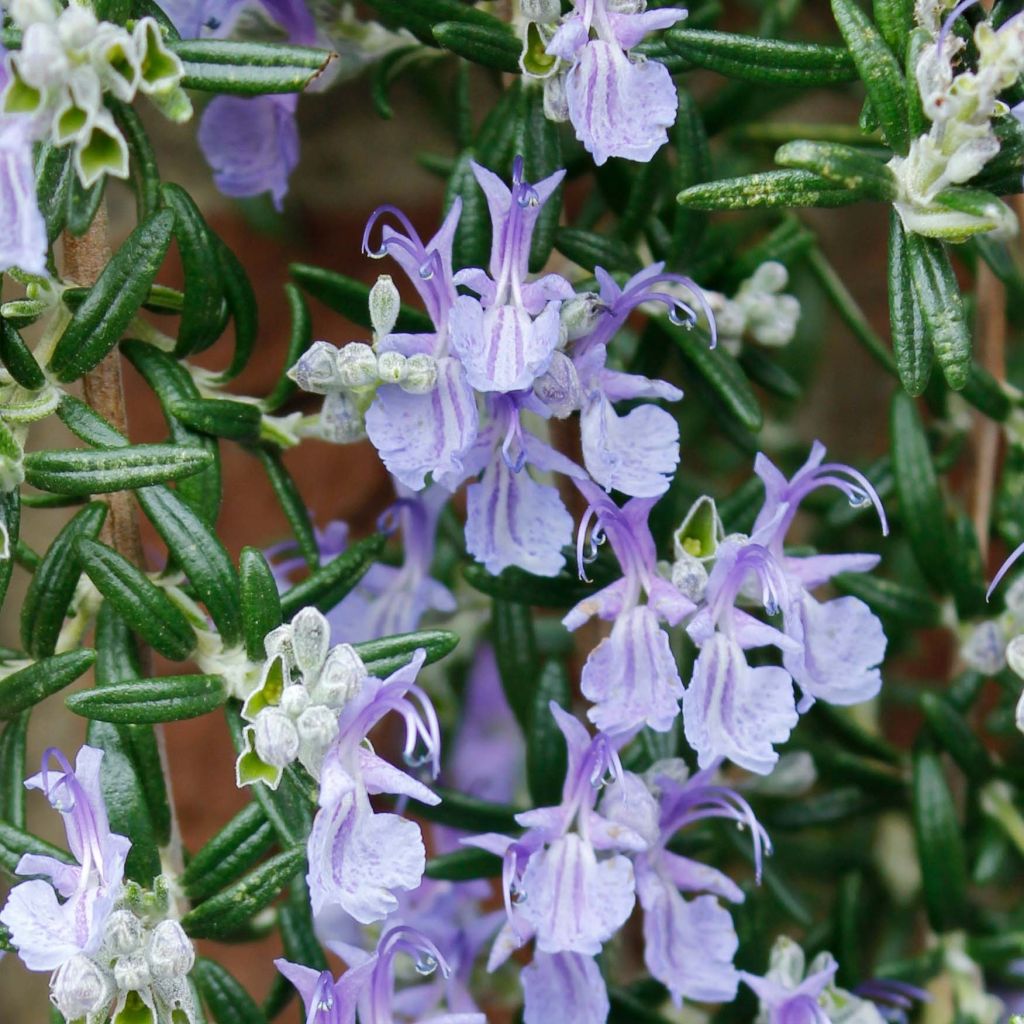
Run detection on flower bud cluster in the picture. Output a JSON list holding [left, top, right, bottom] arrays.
[[237, 607, 369, 786], [889, 7, 1024, 239], [2, 0, 189, 186], [705, 262, 800, 354], [51, 891, 196, 1024]]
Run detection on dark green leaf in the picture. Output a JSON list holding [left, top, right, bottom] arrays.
[[21, 502, 106, 658], [34, 142, 71, 242], [170, 40, 335, 95], [240, 547, 283, 662], [23, 444, 214, 495], [136, 485, 242, 645], [0, 714, 29, 826], [78, 537, 197, 660], [492, 599, 538, 733], [279, 533, 386, 620], [433, 20, 520, 72], [873, 0, 913, 62], [182, 802, 276, 903], [263, 284, 312, 412], [252, 447, 318, 568], [363, 0, 500, 46], [66, 172, 106, 237], [182, 844, 306, 939], [171, 398, 262, 441], [0, 821, 73, 876], [0, 318, 45, 390], [67, 675, 226, 723], [677, 170, 858, 210], [194, 957, 269, 1024], [49, 208, 175, 381], [212, 237, 259, 383], [114, 102, 161, 221], [775, 140, 895, 200], [446, 149, 492, 272], [354, 629, 460, 677], [517, 83, 562, 272], [920, 692, 993, 785], [888, 212, 932, 396], [0, 649, 96, 718], [425, 847, 502, 881], [527, 659, 569, 806], [406, 786, 522, 834], [463, 559, 612, 607], [832, 572, 939, 628], [554, 227, 642, 275], [56, 395, 129, 448], [0, 489, 18, 611]]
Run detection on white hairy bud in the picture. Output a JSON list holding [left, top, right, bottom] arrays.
[[369, 274, 401, 338], [533, 352, 582, 418], [288, 341, 343, 394], [52, 955, 113, 1020], [399, 353, 438, 394], [296, 704, 339, 752], [961, 620, 1007, 676], [253, 710, 300, 768], [104, 909, 144, 956], [314, 643, 367, 708], [146, 920, 194, 980], [559, 293, 604, 340], [318, 391, 366, 445], [521, 0, 561, 22], [336, 342, 378, 389], [377, 349, 407, 384], [671, 553, 709, 603], [114, 953, 152, 993], [279, 683, 311, 718], [291, 607, 330, 679]]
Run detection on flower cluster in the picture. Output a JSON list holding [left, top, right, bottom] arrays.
[[0, 747, 196, 1024], [890, 2, 1023, 239], [291, 156, 709, 577], [701, 261, 802, 354]]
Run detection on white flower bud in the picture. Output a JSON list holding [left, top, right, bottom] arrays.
[[533, 352, 582, 418], [560, 292, 604, 340], [399, 353, 438, 394], [253, 709, 300, 768], [314, 643, 367, 708], [52, 955, 113, 1020], [291, 606, 330, 679], [337, 342, 378, 389], [17, 23, 68, 88], [747, 260, 788, 294], [114, 952, 152, 993], [670, 553, 708, 603], [10, 0, 57, 29], [369, 274, 401, 338], [288, 341, 343, 394], [962, 621, 1007, 675], [104, 909, 144, 955], [318, 390, 366, 444], [279, 683, 311, 718], [296, 704, 339, 751], [146, 920, 194, 980], [377, 349, 407, 384], [521, 0, 561, 22], [1006, 634, 1024, 680], [56, 4, 99, 50], [543, 72, 569, 123]]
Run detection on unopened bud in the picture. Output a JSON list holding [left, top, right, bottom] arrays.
[[369, 275, 401, 338], [399, 353, 438, 394], [146, 920, 194, 980], [291, 607, 330, 679], [533, 352, 581, 418], [114, 952, 152, 993], [521, 0, 561, 22], [315, 643, 367, 708], [296, 705, 339, 753], [671, 553, 708, 603], [559, 292, 604, 340], [279, 683, 311, 718], [336, 342, 378, 389], [104, 910, 144, 956], [318, 391, 366, 444], [253, 709, 300, 768], [52, 955, 113, 1020], [1006, 634, 1024, 680], [747, 260, 788, 294], [289, 341, 343, 394], [543, 72, 569, 123], [377, 349, 407, 384]]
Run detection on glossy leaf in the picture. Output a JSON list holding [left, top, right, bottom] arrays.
[[0, 649, 96, 719], [67, 675, 226, 723]]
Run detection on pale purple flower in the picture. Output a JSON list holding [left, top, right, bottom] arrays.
[[362, 201, 479, 492], [602, 761, 769, 1006], [449, 158, 573, 394], [0, 746, 131, 972], [546, 0, 688, 165], [463, 393, 585, 577], [522, 951, 609, 1024], [564, 479, 694, 737], [751, 442, 888, 711], [307, 649, 442, 925], [742, 958, 838, 1024], [0, 49, 47, 276], [466, 704, 642, 962], [276, 925, 485, 1024]]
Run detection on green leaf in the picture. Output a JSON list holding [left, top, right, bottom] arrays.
[[492, 598, 539, 733], [67, 675, 226, 723], [370, 44, 428, 120], [889, 391, 950, 593], [554, 227, 642, 275], [136, 485, 242, 645], [48, 208, 175, 381], [240, 547, 283, 662], [169, 40, 335, 95], [23, 444, 214, 495], [114, 101, 161, 221], [354, 628, 460, 677], [873, 0, 912, 62], [947, 514, 986, 620], [904, 232, 971, 391], [0, 714, 29, 826], [278, 878, 328, 975], [517, 83, 562, 272], [170, 398, 262, 441], [425, 847, 502, 881], [162, 183, 226, 356], [0, 649, 96, 718], [446, 149, 492, 272], [527, 659, 570, 807], [669, 324, 763, 432], [475, 79, 520, 172], [678, 169, 858, 210], [888, 211, 932, 396], [289, 264, 433, 333], [182, 844, 305, 939], [832, 572, 939, 628], [34, 142, 72, 242], [0, 318, 45, 390], [263, 284, 312, 411], [665, 28, 856, 84], [0, 821, 73, 876], [21, 501, 106, 658], [279, 533, 386, 620], [831, 0, 909, 154], [913, 746, 968, 932], [432, 20, 520, 72], [78, 538, 197, 660], [252, 447, 318, 568], [193, 957, 268, 1024], [57, 395, 129, 449], [212, 237, 259, 383], [181, 802, 276, 903], [66, 172, 107, 237], [363, 0, 500, 46], [920, 692, 993, 785], [774, 140, 895, 200], [0, 489, 18, 611], [738, 346, 802, 401]]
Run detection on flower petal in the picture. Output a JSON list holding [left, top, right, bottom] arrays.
[[522, 952, 609, 1024]]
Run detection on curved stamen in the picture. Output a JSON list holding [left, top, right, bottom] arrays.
[[362, 204, 425, 258], [576, 505, 599, 582], [793, 463, 888, 536], [988, 537, 1024, 599], [616, 271, 718, 348]]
